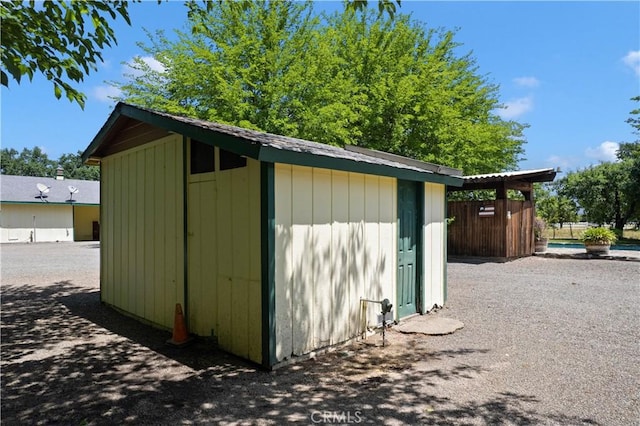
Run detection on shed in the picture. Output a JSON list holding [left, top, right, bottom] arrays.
[[447, 169, 557, 260], [0, 174, 100, 243], [82, 102, 463, 368]]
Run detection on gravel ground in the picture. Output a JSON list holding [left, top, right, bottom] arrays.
[[1, 242, 639, 425]]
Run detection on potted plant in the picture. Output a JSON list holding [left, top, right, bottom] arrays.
[[580, 227, 617, 255], [534, 217, 548, 253]]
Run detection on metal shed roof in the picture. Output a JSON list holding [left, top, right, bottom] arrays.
[[82, 102, 464, 186], [0, 175, 100, 205], [463, 168, 558, 184]]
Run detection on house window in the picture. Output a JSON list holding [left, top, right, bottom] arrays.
[[219, 148, 247, 170], [190, 140, 215, 174]]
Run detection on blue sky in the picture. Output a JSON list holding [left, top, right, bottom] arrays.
[[2, 1, 639, 174]]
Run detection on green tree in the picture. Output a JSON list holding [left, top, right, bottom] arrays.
[[1, 0, 136, 109], [0, 148, 20, 175], [535, 183, 579, 236], [559, 162, 634, 231], [119, 0, 319, 137], [114, 1, 525, 173], [0, 146, 56, 177], [0, 0, 393, 110], [309, 9, 525, 172], [1, 147, 99, 180], [547, 97, 640, 231], [616, 96, 640, 224], [57, 151, 101, 180]]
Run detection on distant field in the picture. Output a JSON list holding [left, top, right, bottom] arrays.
[[545, 225, 640, 242]]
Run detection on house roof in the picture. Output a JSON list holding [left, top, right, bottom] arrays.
[[0, 175, 100, 205], [82, 102, 464, 186]]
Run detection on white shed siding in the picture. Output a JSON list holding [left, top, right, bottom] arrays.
[[186, 154, 262, 363], [0, 203, 73, 243], [100, 135, 184, 330], [423, 182, 446, 309], [274, 164, 397, 362]]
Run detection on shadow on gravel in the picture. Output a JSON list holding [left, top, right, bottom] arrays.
[[447, 256, 508, 265], [1, 281, 600, 425]]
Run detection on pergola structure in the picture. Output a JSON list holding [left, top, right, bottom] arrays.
[[447, 168, 557, 260]]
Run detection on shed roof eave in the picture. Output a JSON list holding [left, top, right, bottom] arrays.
[[462, 168, 557, 184], [257, 146, 464, 186], [83, 102, 464, 185]]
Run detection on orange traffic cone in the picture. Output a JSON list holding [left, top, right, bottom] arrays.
[[166, 303, 194, 347]]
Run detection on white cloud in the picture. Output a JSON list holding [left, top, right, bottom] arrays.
[[545, 155, 576, 172], [123, 56, 166, 78], [513, 76, 540, 88], [585, 141, 620, 163], [622, 50, 640, 76], [497, 96, 533, 119], [99, 59, 113, 70], [92, 85, 122, 102]]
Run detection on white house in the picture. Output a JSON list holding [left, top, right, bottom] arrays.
[[1, 174, 100, 243]]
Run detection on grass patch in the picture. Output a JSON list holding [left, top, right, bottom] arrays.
[[545, 227, 640, 241]]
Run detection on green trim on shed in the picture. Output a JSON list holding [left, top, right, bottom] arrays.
[[257, 147, 461, 186], [0, 201, 98, 207], [83, 103, 463, 188], [260, 161, 276, 368], [416, 182, 424, 313]]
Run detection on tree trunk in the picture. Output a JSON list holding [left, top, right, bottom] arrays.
[[613, 189, 625, 231]]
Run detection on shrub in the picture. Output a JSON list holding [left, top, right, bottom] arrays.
[[580, 227, 617, 245]]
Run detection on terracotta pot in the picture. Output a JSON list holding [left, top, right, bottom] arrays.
[[584, 243, 611, 255]]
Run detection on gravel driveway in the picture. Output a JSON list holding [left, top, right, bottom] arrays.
[[1, 242, 639, 425]]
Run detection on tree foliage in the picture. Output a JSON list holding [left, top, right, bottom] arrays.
[[0, 0, 135, 109], [617, 96, 640, 221], [558, 161, 635, 230], [0, 147, 99, 180], [113, 0, 525, 174], [0, 0, 395, 110], [57, 151, 101, 181], [535, 183, 578, 229], [553, 97, 640, 230]]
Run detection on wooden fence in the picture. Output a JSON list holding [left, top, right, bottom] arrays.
[[447, 199, 534, 259]]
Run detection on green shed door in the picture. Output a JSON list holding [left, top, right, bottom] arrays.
[[397, 180, 419, 318]]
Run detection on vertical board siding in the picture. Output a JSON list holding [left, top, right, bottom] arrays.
[[101, 135, 184, 330], [448, 200, 507, 257], [313, 168, 332, 349], [187, 154, 262, 364], [330, 171, 350, 344], [507, 200, 534, 258], [248, 162, 263, 363], [423, 183, 446, 310], [274, 165, 293, 360], [274, 164, 397, 362], [291, 165, 314, 355], [447, 199, 534, 259], [348, 174, 365, 338]]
